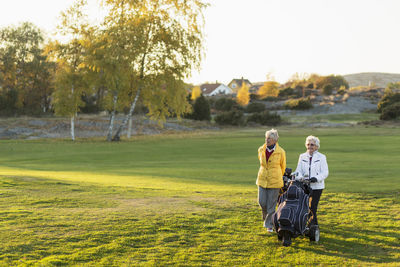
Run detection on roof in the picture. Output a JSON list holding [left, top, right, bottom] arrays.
[[200, 83, 221, 95], [229, 78, 252, 87]]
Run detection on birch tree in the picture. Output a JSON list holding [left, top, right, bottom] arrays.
[[48, 0, 91, 141], [98, 0, 207, 141]]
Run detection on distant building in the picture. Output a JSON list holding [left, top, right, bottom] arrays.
[[227, 78, 252, 93], [200, 83, 232, 96], [250, 82, 264, 94]]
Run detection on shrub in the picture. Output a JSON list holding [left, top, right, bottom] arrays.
[[246, 102, 265, 113], [260, 96, 279, 102], [377, 92, 400, 113], [250, 93, 259, 101], [191, 95, 211, 121], [284, 98, 313, 110], [315, 75, 349, 90], [214, 97, 238, 111], [337, 86, 346, 95], [247, 111, 282, 126], [278, 87, 294, 97], [215, 110, 245, 126], [323, 84, 333, 95], [380, 102, 400, 120]]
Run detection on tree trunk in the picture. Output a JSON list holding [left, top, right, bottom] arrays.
[[107, 94, 118, 141], [71, 85, 75, 141], [127, 117, 132, 138], [71, 115, 75, 141], [112, 87, 141, 141]]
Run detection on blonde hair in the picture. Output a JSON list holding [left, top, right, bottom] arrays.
[[265, 129, 279, 141], [305, 135, 320, 149]]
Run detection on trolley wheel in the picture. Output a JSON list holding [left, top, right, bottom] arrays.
[[282, 230, 292, 247], [309, 225, 320, 242], [277, 232, 283, 241]]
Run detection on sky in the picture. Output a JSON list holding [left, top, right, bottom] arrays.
[[1, 0, 400, 85]]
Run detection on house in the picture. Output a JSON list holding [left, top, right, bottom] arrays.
[[200, 83, 232, 96], [250, 82, 264, 94], [227, 78, 252, 93]]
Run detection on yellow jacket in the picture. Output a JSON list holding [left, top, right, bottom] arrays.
[[256, 143, 286, 188]]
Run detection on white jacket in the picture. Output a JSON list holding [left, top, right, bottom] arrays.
[[295, 151, 329, 190]]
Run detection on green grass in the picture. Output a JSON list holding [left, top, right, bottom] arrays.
[[0, 126, 399, 266]]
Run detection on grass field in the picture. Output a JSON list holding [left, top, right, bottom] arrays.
[[0, 126, 399, 266]]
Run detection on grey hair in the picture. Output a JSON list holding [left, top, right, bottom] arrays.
[[265, 129, 279, 141], [305, 135, 320, 149]]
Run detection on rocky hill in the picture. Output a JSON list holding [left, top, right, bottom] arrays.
[[343, 72, 400, 88]]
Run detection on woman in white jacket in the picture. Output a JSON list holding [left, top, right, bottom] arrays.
[[295, 135, 329, 226]]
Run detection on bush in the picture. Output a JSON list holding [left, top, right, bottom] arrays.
[[191, 95, 211, 121], [215, 110, 245, 126], [337, 86, 346, 95], [284, 98, 313, 110], [322, 84, 333, 95], [380, 102, 400, 120], [246, 102, 265, 113], [315, 75, 349, 90], [278, 87, 295, 97], [377, 92, 400, 113], [214, 97, 238, 111], [247, 111, 282, 126], [207, 97, 216, 110], [250, 93, 259, 101], [260, 96, 279, 102]]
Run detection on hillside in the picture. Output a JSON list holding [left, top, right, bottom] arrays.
[[343, 72, 400, 88]]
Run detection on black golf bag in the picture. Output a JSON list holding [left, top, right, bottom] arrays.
[[272, 168, 319, 246]]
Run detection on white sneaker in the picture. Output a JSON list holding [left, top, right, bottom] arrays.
[[267, 228, 274, 233]]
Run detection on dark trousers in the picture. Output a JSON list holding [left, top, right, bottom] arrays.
[[310, 189, 323, 225]]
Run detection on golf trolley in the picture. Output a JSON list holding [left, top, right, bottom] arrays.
[[272, 168, 320, 247]]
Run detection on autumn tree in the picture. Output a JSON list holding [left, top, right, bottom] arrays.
[[191, 86, 201, 101], [82, 19, 132, 141], [0, 22, 54, 115], [97, 0, 207, 141], [258, 81, 280, 98], [48, 0, 92, 140], [237, 82, 250, 106]]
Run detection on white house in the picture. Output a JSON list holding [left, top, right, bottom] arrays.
[[200, 83, 233, 96]]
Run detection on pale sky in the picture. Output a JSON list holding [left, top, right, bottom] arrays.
[[1, 0, 400, 85]]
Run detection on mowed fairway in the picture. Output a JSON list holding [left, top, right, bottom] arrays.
[[0, 126, 399, 266]]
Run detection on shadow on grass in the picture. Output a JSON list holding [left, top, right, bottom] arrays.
[[296, 225, 400, 263]]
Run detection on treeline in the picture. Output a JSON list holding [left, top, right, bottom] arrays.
[[0, 0, 206, 141]]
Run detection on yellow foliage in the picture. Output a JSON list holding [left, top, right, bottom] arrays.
[[237, 83, 250, 106], [191, 86, 201, 100], [258, 81, 279, 98]]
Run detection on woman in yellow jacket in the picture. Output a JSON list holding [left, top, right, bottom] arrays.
[[256, 129, 286, 232]]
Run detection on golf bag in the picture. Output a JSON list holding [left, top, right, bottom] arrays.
[[272, 168, 319, 246]]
